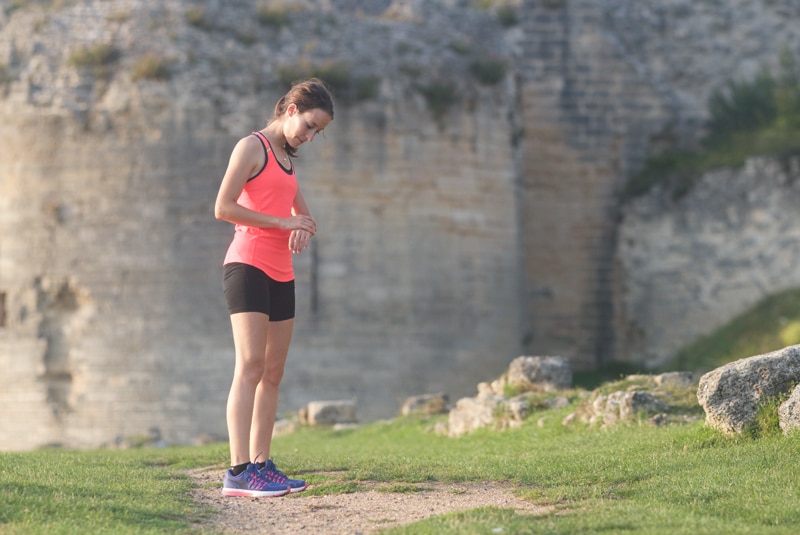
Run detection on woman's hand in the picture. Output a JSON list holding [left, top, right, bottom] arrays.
[[281, 214, 317, 235], [289, 229, 313, 254]]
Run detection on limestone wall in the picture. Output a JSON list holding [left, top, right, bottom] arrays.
[[616, 157, 800, 367], [0, 0, 523, 449]]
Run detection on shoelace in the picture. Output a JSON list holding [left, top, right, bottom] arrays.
[[262, 461, 288, 484], [248, 468, 273, 490]]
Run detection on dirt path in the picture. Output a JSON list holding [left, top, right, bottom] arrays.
[[187, 466, 552, 534]]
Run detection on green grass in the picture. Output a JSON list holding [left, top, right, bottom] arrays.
[[0, 445, 224, 534], [2, 413, 800, 534], [666, 287, 800, 373]]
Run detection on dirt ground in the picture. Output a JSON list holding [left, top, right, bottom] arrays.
[[187, 466, 552, 534]]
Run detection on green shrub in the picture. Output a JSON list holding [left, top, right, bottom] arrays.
[[131, 53, 172, 81], [667, 288, 800, 373], [469, 57, 507, 86], [495, 5, 518, 26], [418, 81, 458, 123], [185, 6, 209, 29], [257, 5, 289, 29], [68, 43, 119, 68], [627, 52, 800, 199], [745, 390, 793, 439], [278, 61, 378, 105], [705, 68, 778, 149]]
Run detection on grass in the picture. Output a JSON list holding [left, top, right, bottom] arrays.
[[0, 446, 223, 534], [666, 287, 800, 373], [3, 413, 800, 534], [5, 289, 800, 533]]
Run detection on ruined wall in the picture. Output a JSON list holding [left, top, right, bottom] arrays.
[[0, 0, 523, 449], [616, 157, 800, 367], [515, 0, 800, 367]]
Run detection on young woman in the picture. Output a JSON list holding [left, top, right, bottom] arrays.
[[214, 78, 334, 497]]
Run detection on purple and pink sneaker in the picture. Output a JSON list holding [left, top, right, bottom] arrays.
[[221, 463, 289, 497], [258, 459, 307, 493]]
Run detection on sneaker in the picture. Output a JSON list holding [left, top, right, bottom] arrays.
[[259, 459, 307, 493], [221, 463, 289, 497]]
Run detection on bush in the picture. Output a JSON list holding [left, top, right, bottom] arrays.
[[278, 61, 378, 105], [704, 68, 778, 149], [68, 43, 120, 68], [418, 81, 458, 123], [185, 6, 210, 30], [469, 57, 507, 86], [257, 5, 289, 29], [495, 5, 518, 27], [627, 51, 800, 199], [131, 53, 172, 81]]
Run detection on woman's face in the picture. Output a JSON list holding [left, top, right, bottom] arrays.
[[283, 104, 332, 148]]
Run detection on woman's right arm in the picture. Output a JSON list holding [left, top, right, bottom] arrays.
[[214, 137, 316, 234]]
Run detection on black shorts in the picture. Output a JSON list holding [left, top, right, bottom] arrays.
[[223, 263, 295, 321]]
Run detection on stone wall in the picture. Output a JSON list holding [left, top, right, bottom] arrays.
[[616, 157, 800, 367], [515, 0, 800, 366], [0, 0, 523, 449]]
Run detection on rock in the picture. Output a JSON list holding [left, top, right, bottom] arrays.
[[507, 396, 529, 421], [447, 395, 503, 437], [779, 384, 800, 435], [305, 400, 357, 426], [506, 356, 572, 392], [273, 418, 298, 437], [545, 396, 571, 409], [697, 345, 800, 435], [654, 371, 694, 388], [648, 413, 669, 426], [568, 390, 667, 427], [401, 392, 449, 416]]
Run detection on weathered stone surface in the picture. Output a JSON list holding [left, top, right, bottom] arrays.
[[506, 356, 572, 392], [563, 373, 699, 428], [616, 158, 800, 367], [654, 372, 694, 388], [446, 356, 574, 437], [305, 400, 357, 426], [587, 391, 667, 426], [697, 345, 800, 435], [401, 393, 449, 416], [447, 394, 503, 438], [778, 384, 800, 435]]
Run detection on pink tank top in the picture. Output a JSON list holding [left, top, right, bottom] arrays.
[[223, 132, 297, 281]]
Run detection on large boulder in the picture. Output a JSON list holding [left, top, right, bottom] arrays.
[[779, 384, 800, 435], [697, 345, 800, 435]]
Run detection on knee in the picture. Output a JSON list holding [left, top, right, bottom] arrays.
[[234, 358, 266, 386], [263, 363, 285, 388]]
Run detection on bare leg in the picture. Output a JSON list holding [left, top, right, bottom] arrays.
[[226, 312, 270, 467], [250, 318, 294, 462]]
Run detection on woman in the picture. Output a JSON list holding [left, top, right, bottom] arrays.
[[214, 78, 334, 497]]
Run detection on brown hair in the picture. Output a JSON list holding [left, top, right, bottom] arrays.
[[271, 78, 334, 157]]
